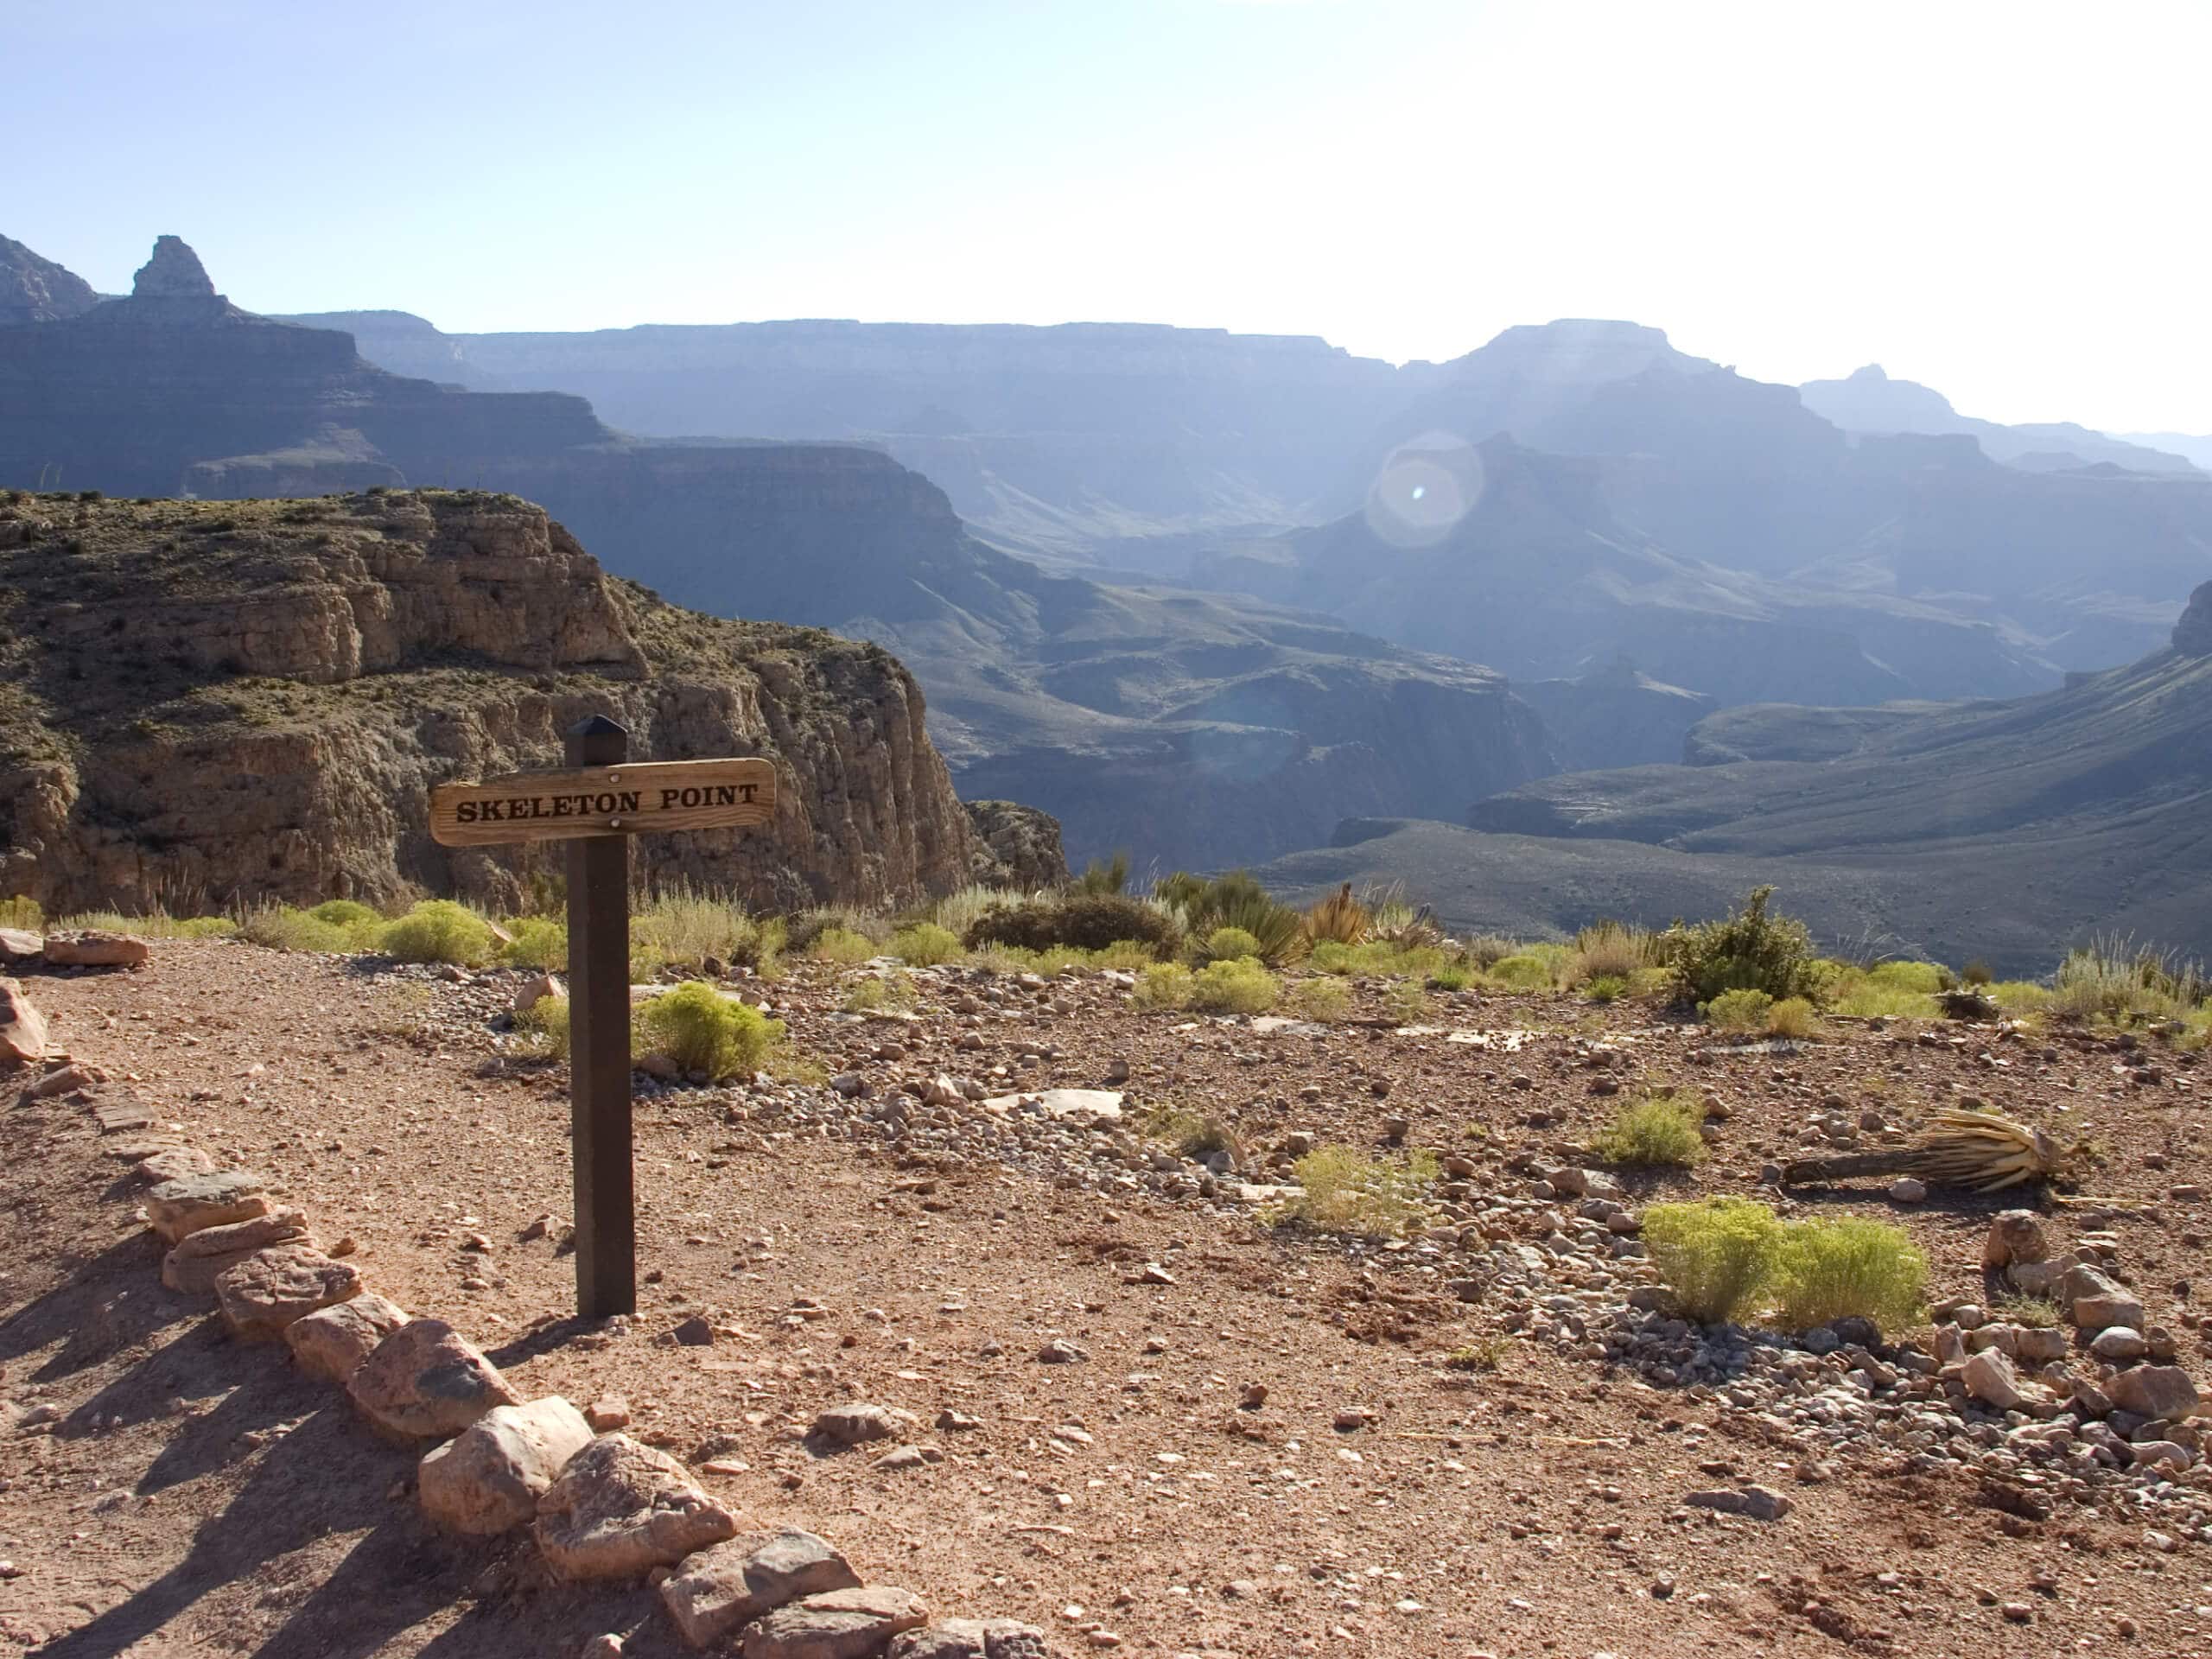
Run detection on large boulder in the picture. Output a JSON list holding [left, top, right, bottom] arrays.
[[348, 1319, 520, 1441], [286, 1292, 408, 1384], [1962, 1348, 2024, 1410], [2107, 1365, 2200, 1423], [162, 1208, 312, 1294], [742, 1586, 930, 1659], [144, 1169, 270, 1244], [659, 1529, 861, 1649], [533, 1433, 745, 1582], [214, 1245, 362, 1340], [418, 1397, 594, 1535], [0, 977, 47, 1065]]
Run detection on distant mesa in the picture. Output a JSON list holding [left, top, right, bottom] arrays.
[[134, 234, 219, 301]]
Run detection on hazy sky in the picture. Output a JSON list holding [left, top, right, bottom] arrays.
[[17, 0, 2209, 431]]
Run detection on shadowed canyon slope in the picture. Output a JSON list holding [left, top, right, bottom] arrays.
[[1255, 584, 2212, 974], [0, 237, 1554, 870], [0, 490, 1056, 913]]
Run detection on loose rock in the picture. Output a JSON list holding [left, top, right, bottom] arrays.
[[534, 1433, 745, 1581], [659, 1529, 861, 1649], [161, 1208, 312, 1294], [144, 1169, 270, 1245], [0, 978, 48, 1066], [285, 1292, 409, 1384], [742, 1585, 929, 1659], [2106, 1365, 2199, 1422], [349, 1318, 522, 1441], [41, 931, 149, 969], [215, 1245, 363, 1340], [418, 1396, 594, 1535]]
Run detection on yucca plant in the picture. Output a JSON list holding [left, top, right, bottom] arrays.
[[1302, 882, 1371, 947]]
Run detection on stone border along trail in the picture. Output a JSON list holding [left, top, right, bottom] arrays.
[[5, 934, 2209, 1655], [0, 950, 1048, 1659]]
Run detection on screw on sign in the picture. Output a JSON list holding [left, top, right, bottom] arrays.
[[429, 716, 776, 1319]]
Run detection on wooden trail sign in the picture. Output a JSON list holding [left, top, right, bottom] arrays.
[[429, 718, 778, 1320], [430, 757, 773, 847]]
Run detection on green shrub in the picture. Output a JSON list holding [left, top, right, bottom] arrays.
[[1487, 953, 1555, 990], [1771, 1217, 1926, 1332], [784, 906, 890, 954], [1701, 987, 1773, 1031], [308, 899, 379, 929], [238, 902, 362, 953], [1188, 957, 1279, 1014], [1826, 976, 1939, 1020], [1195, 925, 1264, 966], [888, 923, 960, 966], [1986, 980, 2051, 1014], [1866, 960, 1947, 994], [516, 995, 571, 1060], [1274, 1146, 1438, 1236], [1142, 1103, 1238, 1160], [1642, 1198, 1785, 1325], [378, 899, 496, 965], [1132, 962, 1194, 1010], [1583, 974, 1628, 1003], [500, 916, 569, 970], [842, 973, 918, 1014], [631, 885, 779, 975], [1289, 976, 1352, 1022], [2051, 934, 2206, 1024], [1461, 934, 1518, 969], [1382, 978, 1429, 1025], [639, 982, 785, 1080], [1569, 919, 1649, 986], [810, 927, 879, 966], [1427, 963, 1472, 992], [966, 893, 1179, 957], [1154, 871, 1305, 964], [0, 895, 43, 930], [1592, 1092, 1706, 1166], [1654, 886, 1818, 1006], [1077, 851, 1130, 894]]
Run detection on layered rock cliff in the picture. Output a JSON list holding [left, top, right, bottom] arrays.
[[0, 491, 1023, 914]]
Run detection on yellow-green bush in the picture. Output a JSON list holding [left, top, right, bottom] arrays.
[[1701, 987, 1773, 1031], [238, 901, 375, 953], [1428, 963, 1472, 992], [1142, 1103, 1238, 1160], [59, 908, 238, 941], [378, 899, 496, 965], [1770, 1217, 1926, 1332], [810, 926, 880, 967], [842, 973, 918, 1014], [307, 899, 378, 928], [1461, 934, 1519, 969], [1487, 953, 1555, 990], [630, 883, 773, 975], [500, 916, 569, 970], [1382, 978, 1429, 1026], [1825, 976, 1939, 1020], [889, 923, 960, 966], [1188, 957, 1279, 1014], [1273, 1146, 1439, 1236], [1132, 963, 1194, 1009], [1986, 980, 2051, 1014], [1288, 976, 1352, 1022], [1591, 1092, 1706, 1166], [1642, 1198, 1784, 1324], [1583, 974, 1629, 1003], [1301, 883, 1370, 946], [639, 982, 785, 1080], [1568, 920, 1649, 985], [1866, 960, 1948, 994], [1195, 925, 1265, 966], [1765, 995, 1820, 1039], [0, 895, 43, 930]]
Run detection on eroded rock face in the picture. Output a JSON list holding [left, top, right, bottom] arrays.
[[133, 236, 218, 301], [0, 977, 46, 1065], [1, 493, 1039, 915], [533, 1433, 744, 1581], [1, 233, 101, 325], [417, 1396, 594, 1535]]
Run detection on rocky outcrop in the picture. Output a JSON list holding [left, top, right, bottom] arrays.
[[1, 234, 101, 326], [133, 235, 217, 300], [0, 492, 1031, 914], [962, 802, 1065, 891], [2175, 581, 2212, 657]]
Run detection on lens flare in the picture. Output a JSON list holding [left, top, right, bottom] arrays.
[[1363, 433, 1485, 549]]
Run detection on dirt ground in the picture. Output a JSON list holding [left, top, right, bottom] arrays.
[[3, 940, 2209, 1658]]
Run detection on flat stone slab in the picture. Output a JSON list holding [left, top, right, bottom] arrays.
[[145, 1169, 269, 1243], [534, 1433, 745, 1581], [286, 1292, 408, 1384], [94, 1101, 159, 1135], [980, 1088, 1122, 1122], [743, 1586, 929, 1659], [660, 1529, 860, 1649], [42, 931, 149, 969], [889, 1619, 1050, 1659], [215, 1245, 362, 1340], [419, 1397, 594, 1535], [162, 1209, 311, 1294], [137, 1146, 217, 1185], [349, 1318, 521, 1441]]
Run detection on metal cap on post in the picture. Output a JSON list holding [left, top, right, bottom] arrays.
[[564, 715, 634, 1320]]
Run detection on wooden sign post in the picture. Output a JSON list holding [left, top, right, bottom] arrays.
[[429, 717, 775, 1320]]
